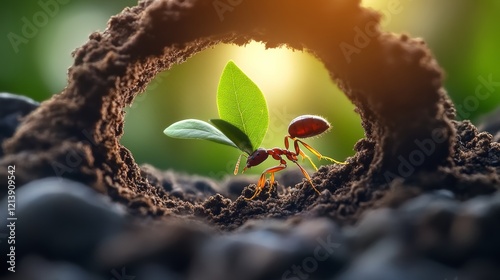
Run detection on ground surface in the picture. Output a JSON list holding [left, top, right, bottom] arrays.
[[1, 0, 499, 279]]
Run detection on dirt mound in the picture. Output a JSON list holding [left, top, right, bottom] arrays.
[[1, 0, 499, 230]]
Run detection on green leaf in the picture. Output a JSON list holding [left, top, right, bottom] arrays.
[[217, 61, 269, 151], [163, 119, 238, 149], [210, 119, 253, 155]]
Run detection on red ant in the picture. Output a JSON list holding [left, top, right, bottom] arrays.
[[234, 115, 346, 200]]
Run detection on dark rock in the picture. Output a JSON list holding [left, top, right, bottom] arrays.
[[135, 264, 183, 280], [4, 256, 103, 280], [0, 177, 126, 269], [337, 238, 460, 280], [411, 200, 460, 265], [0, 92, 39, 156], [95, 220, 211, 276], [432, 189, 455, 199], [399, 191, 459, 222], [450, 192, 500, 262], [397, 191, 461, 265], [188, 218, 346, 280], [345, 208, 398, 254], [461, 259, 500, 280]]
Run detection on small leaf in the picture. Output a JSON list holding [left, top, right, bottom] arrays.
[[217, 61, 269, 151], [164, 119, 238, 149], [210, 119, 253, 155]]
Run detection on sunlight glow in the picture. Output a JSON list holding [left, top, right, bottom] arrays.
[[229, 42, 299, 104]]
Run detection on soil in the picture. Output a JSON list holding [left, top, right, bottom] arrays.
[[1, 0, 499, 279]]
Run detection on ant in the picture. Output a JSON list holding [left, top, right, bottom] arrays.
[[234, 115, 346, 200]]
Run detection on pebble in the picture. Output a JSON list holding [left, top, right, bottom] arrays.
[[0, 177, 126, 268], [337, 238, 460, 280], [95, 220, 211, 275], [188, 218, 346, 280], [398, 191, 460, 236], [0, 92, 39, 156], [344, 208, 398, 254], [450, 192, 500, 261], [169, 172, 221, 199], [3, 256, 104, 280]]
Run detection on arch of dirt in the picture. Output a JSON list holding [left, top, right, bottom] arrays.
[[1, 0, 498, 228]]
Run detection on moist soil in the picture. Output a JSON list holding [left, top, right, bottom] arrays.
[[1, 0, 499, 279]]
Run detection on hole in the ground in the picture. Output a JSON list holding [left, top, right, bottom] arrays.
[[121, 42, 363, 180]]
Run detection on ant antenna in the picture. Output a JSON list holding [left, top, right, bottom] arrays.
[[233, 153, 248, 175]]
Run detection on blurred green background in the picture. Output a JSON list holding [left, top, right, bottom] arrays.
[[1, 0, 499, 178]]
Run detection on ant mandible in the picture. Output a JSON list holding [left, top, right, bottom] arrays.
[[234, 115, 346, 200]]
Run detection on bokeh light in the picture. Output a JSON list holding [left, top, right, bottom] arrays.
[[36, 3, 112, 93]]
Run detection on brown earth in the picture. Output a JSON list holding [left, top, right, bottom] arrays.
[[1, 0, 499, 232]]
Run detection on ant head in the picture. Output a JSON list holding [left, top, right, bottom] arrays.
[[245, 148, 269, 169]]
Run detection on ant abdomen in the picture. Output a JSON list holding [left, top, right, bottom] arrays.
[[288, 115, 331, 139]]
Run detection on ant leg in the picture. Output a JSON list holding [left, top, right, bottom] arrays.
[[293, 161, 321, 195], [286, 136, 309, 163], [285, 136, 308, 162], [292, 139, 319, 170], [245, 164, 287, 200], [245, 173, 266, 200], [246, 178, 264, 200], [284, 136, 292, 150], [296, 139, 346, 165], [262, 164, 287, 194], [268, 172, 276, 194]]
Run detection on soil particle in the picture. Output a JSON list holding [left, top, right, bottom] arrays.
[[1, 0, 500, 279]]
